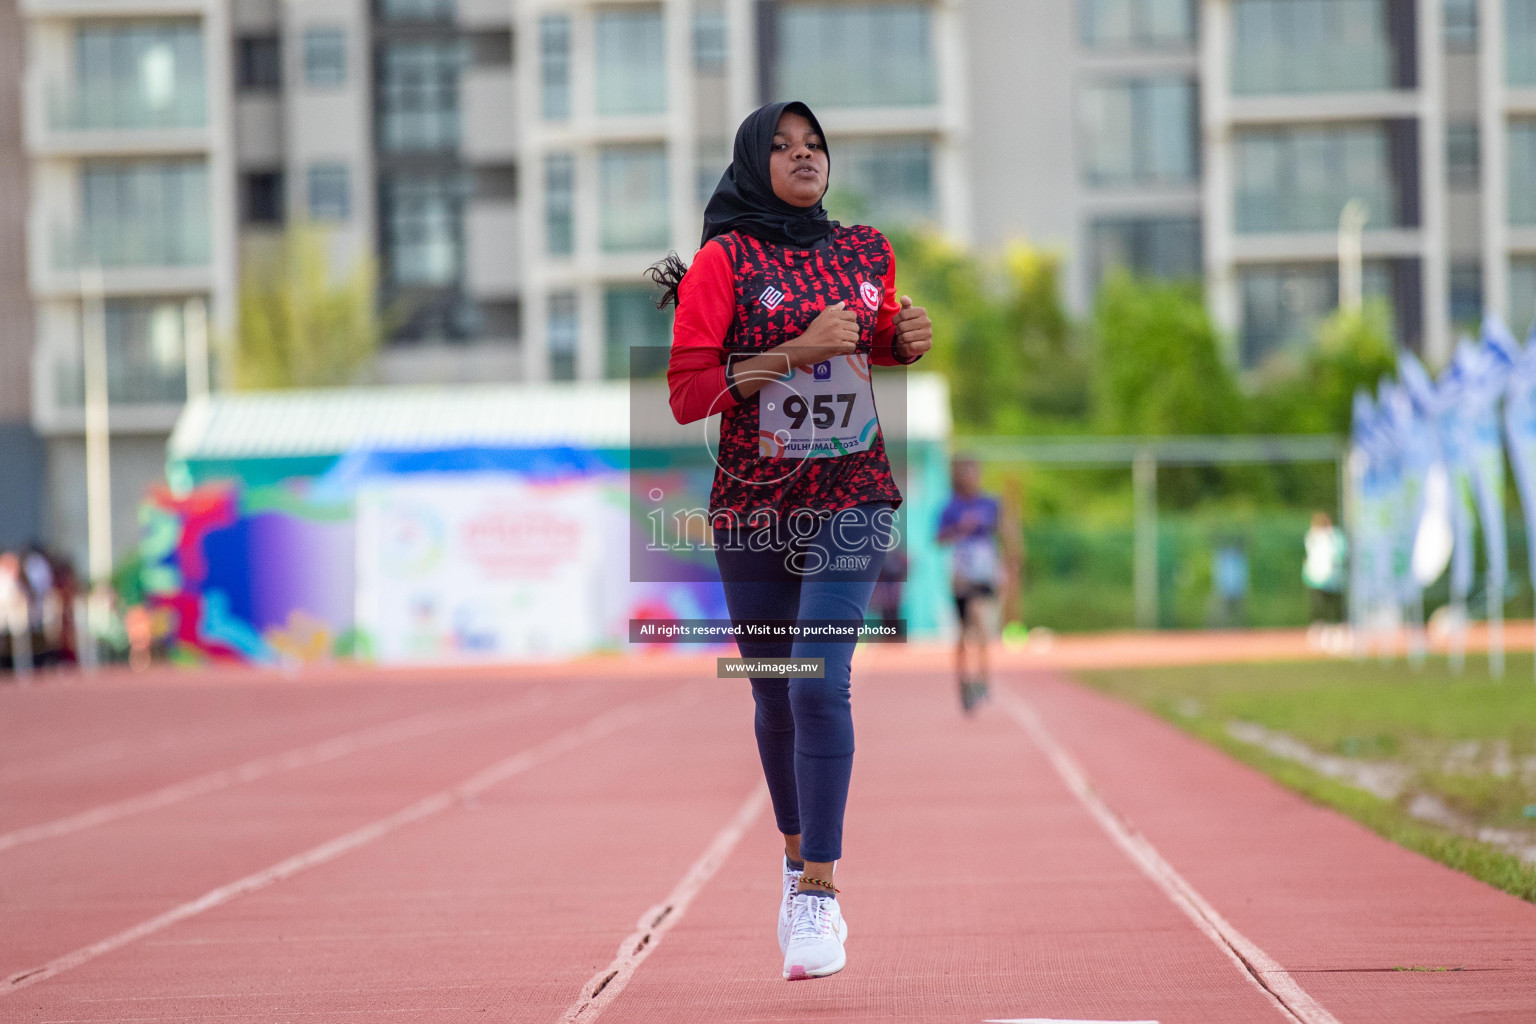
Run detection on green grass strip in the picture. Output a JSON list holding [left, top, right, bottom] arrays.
[[1080, 676, 1536, 905]]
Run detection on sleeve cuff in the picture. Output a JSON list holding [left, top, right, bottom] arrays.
[[724, 358, 748, 404], [891, 339, 922, 365]]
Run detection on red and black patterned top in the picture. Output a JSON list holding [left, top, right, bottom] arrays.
[[668, 224, 917, 519]]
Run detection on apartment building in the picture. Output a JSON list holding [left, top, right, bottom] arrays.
[[1, 0, 43, 550], [17, 0, 969, 566], [986, 0, 1536, 372], [19, 0, 236, 569], [513, 0, 969, 381]]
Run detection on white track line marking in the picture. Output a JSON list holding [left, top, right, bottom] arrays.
[[986, 1019, 1159, 1023], [994, 686, 1341, 1024], [557, 785, 769, 1024], [1, 687, 695, 997], [0, 692, 555, 854]]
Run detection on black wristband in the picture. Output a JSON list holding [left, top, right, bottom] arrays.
[[892, 334, 922, 365]]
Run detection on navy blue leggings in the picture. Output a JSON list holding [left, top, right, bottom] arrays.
[[714, 503, 892, 863]]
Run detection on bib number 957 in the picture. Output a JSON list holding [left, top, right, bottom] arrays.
[[758, 354, 878, 460]]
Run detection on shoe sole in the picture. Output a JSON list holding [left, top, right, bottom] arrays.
[[782, 917, 848, 980]]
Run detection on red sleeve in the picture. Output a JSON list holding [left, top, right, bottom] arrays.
[[869, 236, 918, 366], [667, 240, 739, 424]]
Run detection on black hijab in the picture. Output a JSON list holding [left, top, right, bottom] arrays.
[[649, 101, 836, 308], [701, 100, 836, 248]]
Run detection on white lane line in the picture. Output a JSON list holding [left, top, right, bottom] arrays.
[[557, 785, 769, 1024], [1, 686, 695, 997], [0, 691, 556, 854], [986, 1019, 1159, 1023], [994, 686, 1341, 1024]]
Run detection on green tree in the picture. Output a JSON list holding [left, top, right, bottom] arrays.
[[1091, 271, 1243, 435], [1250, 300, 1397, 435], [233, 222, 385, 389], [888, 230, 1086, 433]]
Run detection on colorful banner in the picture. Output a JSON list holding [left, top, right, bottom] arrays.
[[354, 474, 624, 663], [1501, 319, 1536, 634], [140, 483, 358, 664]]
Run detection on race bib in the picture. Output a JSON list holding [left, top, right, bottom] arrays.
[[758, 354, 878, 459]]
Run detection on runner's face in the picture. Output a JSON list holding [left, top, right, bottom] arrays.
[[769, 112, 828, 208], [952, 461, 980, 495]]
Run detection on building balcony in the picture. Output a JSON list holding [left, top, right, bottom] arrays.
[[1228, 227, 1423, 263], [464, 199, 520, 298], [461, 67, 518, 164], [26, 78, 211, 156], [20, 0, 207, 15], [1223, 90, 1420, 127], [31, 215, 213, 297]]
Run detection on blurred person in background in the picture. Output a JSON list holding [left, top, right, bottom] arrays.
[[0, 551, 30, 674], [937, 456, 1001, 713], [868, 546, 907, 635], [1303, 512, 1347, 625], [658, 99, 931, 981], [1212, 537, 1249, 628]]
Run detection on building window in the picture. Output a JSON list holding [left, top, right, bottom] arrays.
[[540, 15, 572, 120], [1080, 0, 1195, 49], [1231, 0, 1395, 95], [1511, 259, 1536, 339], [383, 174, 465, 287], [1445, 0, 1478, 49], [242, 170, 284, 224], [378, 0, 455, 22], [1239, 262, 1394, 366], [605, 285, 673, 379], [600, 146, 670, 252], [303, 28, 347, 88], [469, 28, 513, 68], [237, 35, 281, 91], [697, 141, 730, 204], [545, 153, 575, 256], [1450, 262, 1483, 329], [826, 138, 936, 229], [549, 292, 579, 381], [596, 7, 667, 115], [1234, 124, 1399, 233], [774, 4, 936, 109], [307, 163, 350, 220], [1447, 122, 1480, 187], [377, 41, 463, 152], [56, 298, 194, 408], [474, 164, 517, 202], [694, 6, 727, 73], [73, 160, 210, 269], [1510, 122, 1536, 224], [1089, 216, 1202, 290], [1081, 78, 1197, 188], [1510, 0, 1536, 85], [64, 21, 207, 131]]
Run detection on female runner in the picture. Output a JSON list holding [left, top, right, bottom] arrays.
[[655, 100, 933, 980]]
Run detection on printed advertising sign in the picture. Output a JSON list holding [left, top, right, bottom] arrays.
[[355, 475, 615, 663]]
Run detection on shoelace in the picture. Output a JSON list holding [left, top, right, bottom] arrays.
[[788, 896, 833, 942], [783, 867, 802, 904]]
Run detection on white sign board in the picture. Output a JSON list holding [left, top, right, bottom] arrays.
[[355, 474, 613, 663]]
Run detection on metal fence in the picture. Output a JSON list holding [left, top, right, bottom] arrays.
[[957, 435, 1347, 630]]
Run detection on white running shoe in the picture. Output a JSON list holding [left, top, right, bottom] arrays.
[[778, 857, 803, 953], [782, 893, 848, 980]]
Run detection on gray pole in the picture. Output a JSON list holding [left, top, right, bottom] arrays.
[[1134, 449, 1158, 630]]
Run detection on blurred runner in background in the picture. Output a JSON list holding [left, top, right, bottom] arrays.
[[868, 546, 907, 635], [1303, 512, 1347, 625], [937, 456, 1001, 713]]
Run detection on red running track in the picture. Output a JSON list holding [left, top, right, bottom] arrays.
[[1, 661, 1533, 1023]]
